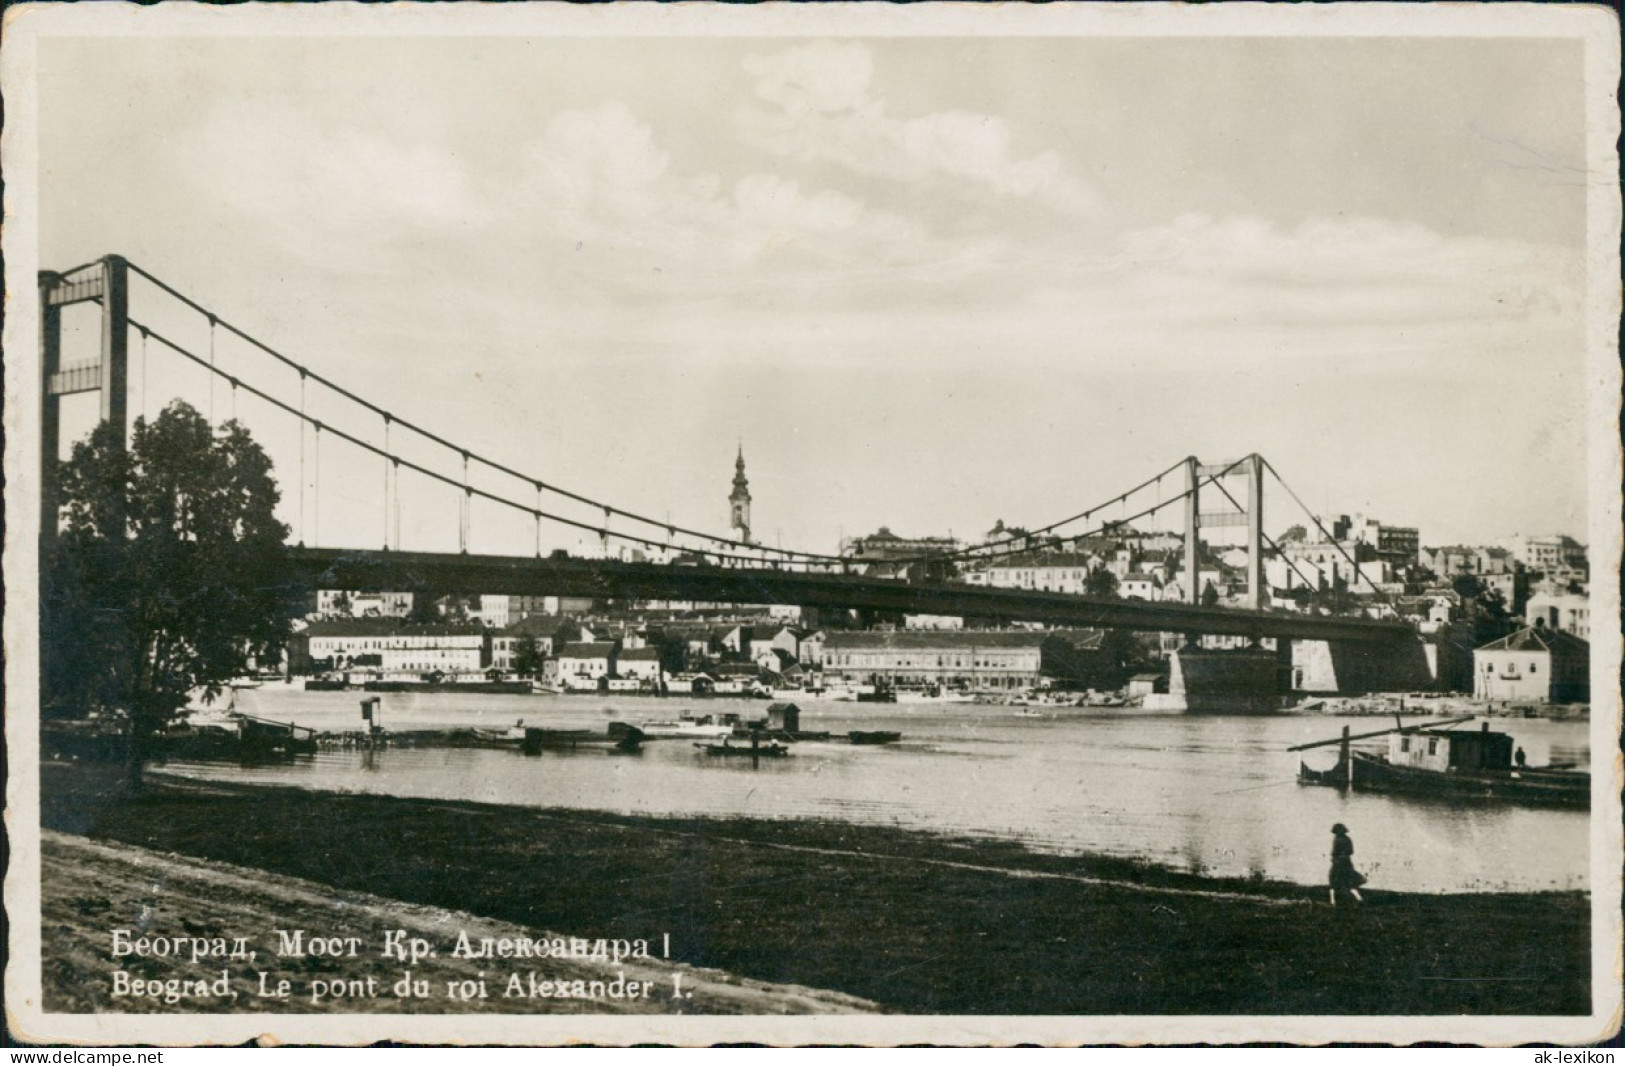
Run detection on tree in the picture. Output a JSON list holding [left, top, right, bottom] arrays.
[[511, 635, 547, 678], [1280, 524, 1309, 544], [1085, 567, 1120, 598], [42, 401, 296, 789]]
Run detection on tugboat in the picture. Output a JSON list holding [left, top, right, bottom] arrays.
[[1294, 717, 1588, 809]]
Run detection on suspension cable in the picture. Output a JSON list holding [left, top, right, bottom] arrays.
[[126, 318, 851, 562], [125, 261, 847, 563], [899, 456, 1192, 566], [1200, 461, 1322, 600], [1260, 457, 1394, 604]]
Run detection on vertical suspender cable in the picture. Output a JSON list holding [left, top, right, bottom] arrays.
[[313, 422, 322, 546], [207, 314, 217, 423], [382, 415, 392, 550], [298, 371, 307, 546], [535, 483, 543, 557], [138, 326, 149, 422], [392, 459, 401, 552], [460, 452, 470, 554]]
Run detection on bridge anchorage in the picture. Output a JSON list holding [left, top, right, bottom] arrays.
[[39, 255, 1428, 703]]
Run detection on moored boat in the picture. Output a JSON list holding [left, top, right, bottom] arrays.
[[696, 738, 790, 758], [1294, 718, 1588, 809], [848, 730, 902, 745], [628, 716, 735, 741]]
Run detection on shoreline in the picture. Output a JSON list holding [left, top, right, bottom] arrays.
[[40, 766, 1591, 1015]]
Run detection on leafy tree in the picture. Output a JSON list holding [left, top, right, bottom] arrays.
[[1085, 567, 1120, 598], [42, 401, 296, 789], [1200, 581, 1221, 608], [1280, 524, 1309, 543], [511, 634, 547, 678]]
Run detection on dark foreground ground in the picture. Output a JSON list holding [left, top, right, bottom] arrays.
[[41, 765, 1591, 1015]]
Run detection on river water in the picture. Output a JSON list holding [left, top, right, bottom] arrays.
[[164, 688, 1593, 894]]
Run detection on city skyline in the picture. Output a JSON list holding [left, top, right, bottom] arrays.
[[33, 15, 1603, 559]]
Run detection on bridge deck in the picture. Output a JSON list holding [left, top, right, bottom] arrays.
[[290, 547, 1414, 645]]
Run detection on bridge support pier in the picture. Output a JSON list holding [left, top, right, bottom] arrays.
[[1290, 636, 1433, 695], [1275, 637, 1296, 694], [1170, 643, 1279, 714]]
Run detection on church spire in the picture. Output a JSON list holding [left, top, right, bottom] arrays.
[[729, 443, 752, 543]]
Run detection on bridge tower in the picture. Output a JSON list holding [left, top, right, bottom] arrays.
[[40, 255, 130, 547], [729, 443, 753, 544], [1189, 454, 1266, 610]]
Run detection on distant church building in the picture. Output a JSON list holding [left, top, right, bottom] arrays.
[[729, 445, 753, 544]]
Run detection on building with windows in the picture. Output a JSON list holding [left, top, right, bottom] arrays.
[[1525, 591, 1591, 640], [838, 526, 962, 561], [295, 619, 490, 676], [555, 641, 618, 687], [1473, 625, 1589, 703], [823, 631, 1055, 690], [490, 615, 584, 672], [1508, 534, 1587, 575], [974, 552, 1106, 595], [313, 590, 413, 619]]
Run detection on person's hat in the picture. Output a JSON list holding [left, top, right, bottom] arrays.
[[1331, 823, 1348, 834]]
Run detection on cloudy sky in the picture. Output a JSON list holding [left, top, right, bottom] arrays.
[[33, 16, 1604, 557]]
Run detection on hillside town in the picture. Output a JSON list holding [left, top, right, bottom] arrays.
[[280, 452, 1591, 710]]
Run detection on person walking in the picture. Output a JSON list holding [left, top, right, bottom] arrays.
[[1328, 823, 1366, 907]]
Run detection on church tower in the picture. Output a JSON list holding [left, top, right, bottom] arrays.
[[729, 444, 753, 544]]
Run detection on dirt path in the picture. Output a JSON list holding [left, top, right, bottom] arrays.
[[39, 831, 881, 1015]]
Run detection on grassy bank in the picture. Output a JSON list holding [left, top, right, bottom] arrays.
[[41, 765, 1591, 1015]]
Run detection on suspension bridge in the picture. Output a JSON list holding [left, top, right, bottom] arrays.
[[39, 255, 1423, 662]]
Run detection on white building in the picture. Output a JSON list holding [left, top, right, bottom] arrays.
[[555, 641, 618, 685], [302, 619, 489, 676], [1525, 591, 1590, 640], [314, 590, 413, 619]]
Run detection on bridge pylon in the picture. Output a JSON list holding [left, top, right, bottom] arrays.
[[40, 255, 130, 546], [1191, 454, 1266, 611]]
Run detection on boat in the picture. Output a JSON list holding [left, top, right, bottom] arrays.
[[523, 726, 643, 755], [1294, 718, 1588, 809], [855, 682, 897, 704], [848, 730, 902, 745], [467, 724, 528, 748], [626, 715, 735, 741], [167, 711, 318, 761], [362, 679, 532, 695], [696, 738, 790, 758]]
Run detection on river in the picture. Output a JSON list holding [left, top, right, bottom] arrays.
[[163, 688, 1593, 894]]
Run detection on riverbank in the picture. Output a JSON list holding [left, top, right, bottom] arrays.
[[40, 765, 1590, 1015], [38, 831, 878, 1015]]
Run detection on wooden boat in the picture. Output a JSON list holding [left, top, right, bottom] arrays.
[[1294, 718, 1588, 809], [523, 726, 642, 755], [696, 739, 790, 758], [467, 727, 527, 748], [848, 730, 902, 745]]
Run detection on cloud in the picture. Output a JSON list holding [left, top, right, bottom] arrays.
[[520, 102, 938, 281], [176, 100, 490, 270], [1089, 214, 1581, 330], [739, 41, 1097, 217]]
